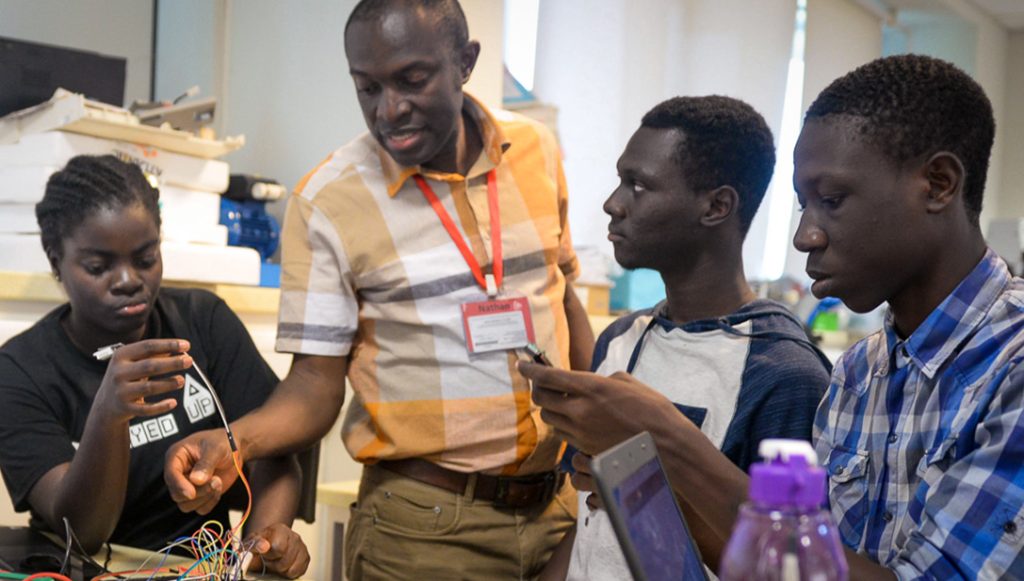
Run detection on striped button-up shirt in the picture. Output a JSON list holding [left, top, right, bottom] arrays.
[[276, 94, 578, 476], [814, 249, 1024, 579]]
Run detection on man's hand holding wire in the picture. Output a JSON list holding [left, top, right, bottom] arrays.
[[164, 429, 238, 514]]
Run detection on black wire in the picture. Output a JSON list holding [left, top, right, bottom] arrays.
[[103, 541, 112, 572], [62, 518, 126, 580], [61, 517, 72, 575]]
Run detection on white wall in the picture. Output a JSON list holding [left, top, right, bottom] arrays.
[[875, 0, 1013, 231], [153, 0, 220, 106], [534, 0, 655, 264], [999, 31, 1024, 218], [461, 0, 505, 109], [932, 0, 1007, 229], [156, 0, 503, 223], [782, 0, 882, 280], [534, 0, 796, 279], [800, 0, 883, 134], [0, 0, 153, 105]]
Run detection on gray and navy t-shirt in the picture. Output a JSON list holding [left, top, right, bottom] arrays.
[[567, 299, 831, 581]]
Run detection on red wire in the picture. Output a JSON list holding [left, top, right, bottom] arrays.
[[24, 573, 73, 581]]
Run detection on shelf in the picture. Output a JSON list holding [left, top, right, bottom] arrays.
[[0, 271, 280, 315], [0, 271, 617, 327]]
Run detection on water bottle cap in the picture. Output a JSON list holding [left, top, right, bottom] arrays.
[[758, 439, 818, 465], [749, 438, 826, 509]]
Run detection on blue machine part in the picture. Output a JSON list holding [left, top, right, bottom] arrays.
[[219, 198, 280, 261], [806, 296, 842, 327], [609, 268, 666, 312]]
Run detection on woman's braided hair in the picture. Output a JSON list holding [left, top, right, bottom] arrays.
[[36, 154, 161, 263]]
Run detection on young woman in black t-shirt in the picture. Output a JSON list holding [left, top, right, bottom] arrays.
[[0, 155, 309, 578]]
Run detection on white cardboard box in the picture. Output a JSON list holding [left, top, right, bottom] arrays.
[[0, 166, 60, 203], [0, 169, 223, 225], [0, 204, 37, 234], [163, 224, 229, 247], [160, 185, 223, 228], [0, 201, 226, 246], [0, 178, 225, 244], [0, 234, 260, 286], [0, 132, 230, 193]]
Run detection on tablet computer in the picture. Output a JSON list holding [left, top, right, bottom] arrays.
[[591, 431, 710, 581]]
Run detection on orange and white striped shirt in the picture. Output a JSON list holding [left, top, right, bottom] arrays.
[[276, 94, 578, 475]]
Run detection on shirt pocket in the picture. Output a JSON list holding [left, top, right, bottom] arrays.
[[915, 435, 957, 482], [827, 446, 871, 548]]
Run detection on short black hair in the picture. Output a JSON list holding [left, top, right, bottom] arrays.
[[345, 0, 469, 55], [806, 54, 994, 225], [641, 95, 776, 236], [36, 154, 161, 263]]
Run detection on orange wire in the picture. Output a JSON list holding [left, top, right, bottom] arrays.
[[219, 449, 252, 577]]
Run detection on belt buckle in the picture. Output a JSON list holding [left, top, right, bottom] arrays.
[[493, 472, 558, 509]]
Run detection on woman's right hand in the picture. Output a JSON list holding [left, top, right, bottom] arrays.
[[93, 339, 193, 423]]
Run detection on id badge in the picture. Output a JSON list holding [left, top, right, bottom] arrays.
[[461, 295, 536, 354]]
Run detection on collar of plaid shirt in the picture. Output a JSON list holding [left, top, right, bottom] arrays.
[[881, 247, 1007, 379], [379, 93, 511, 197]]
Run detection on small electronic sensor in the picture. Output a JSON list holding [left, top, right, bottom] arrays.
[[524, 342, 553, 366], [92, 342, 125, 361]]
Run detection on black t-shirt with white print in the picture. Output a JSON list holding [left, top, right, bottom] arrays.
[[0, 287, 278, 551]]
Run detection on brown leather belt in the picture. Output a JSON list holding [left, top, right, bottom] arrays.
[[377, 458, 563, 509]]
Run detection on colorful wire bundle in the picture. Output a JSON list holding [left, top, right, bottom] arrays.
[[20, 359, 258, 581], [176, 453, 253, 581], [93, 449, 255, 580], [91, 359, 255, 581]]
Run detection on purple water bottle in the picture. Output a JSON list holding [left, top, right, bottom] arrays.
[[720, 439, 848, 581]]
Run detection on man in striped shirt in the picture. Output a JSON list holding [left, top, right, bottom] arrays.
[[523, 55, 1022, 579], [165, 0, 594, 578]]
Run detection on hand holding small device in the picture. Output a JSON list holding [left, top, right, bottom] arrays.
[[519, 362, 695, 459], [524, 342, 553, 366], [91, 339, 193, 423]]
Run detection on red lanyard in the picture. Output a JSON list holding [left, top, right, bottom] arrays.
[[414, 169, 502, 295]]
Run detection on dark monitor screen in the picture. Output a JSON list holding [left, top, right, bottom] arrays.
[[0, 36, 126, 116]]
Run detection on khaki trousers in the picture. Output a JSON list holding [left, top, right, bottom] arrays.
[[343, 463, 577, 580]]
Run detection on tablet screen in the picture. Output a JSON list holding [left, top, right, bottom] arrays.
[[611, 456, 707, 581]]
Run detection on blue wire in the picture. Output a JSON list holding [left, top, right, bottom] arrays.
[[175, 545, 245, 581], [146, 537, 191, 581], [175, 548, 221, 580]]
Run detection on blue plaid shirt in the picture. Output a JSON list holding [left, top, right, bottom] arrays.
[[814, 249, 1024, 580]]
